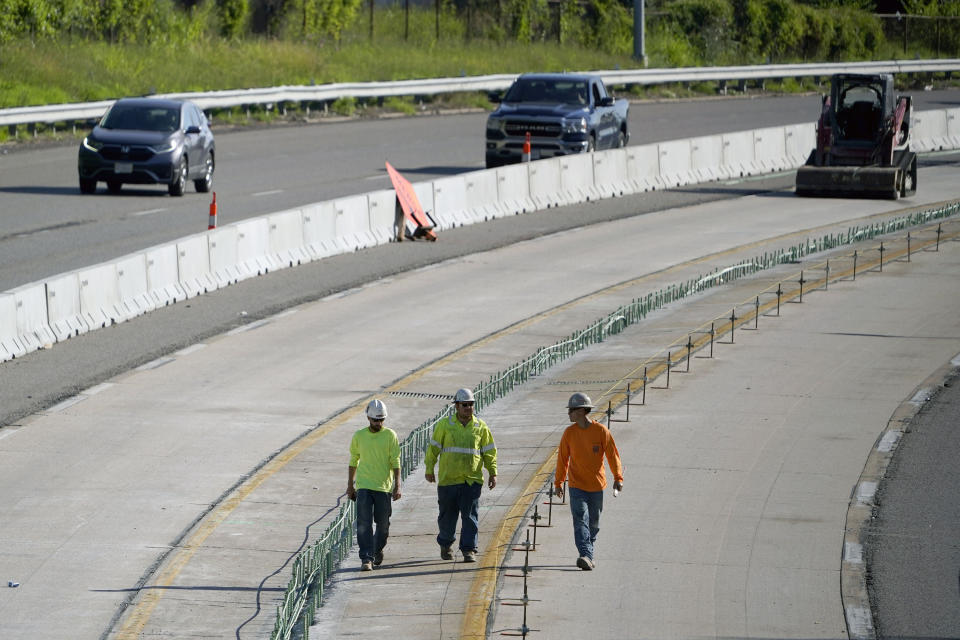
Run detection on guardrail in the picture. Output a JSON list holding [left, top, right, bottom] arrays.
[[2, 59, 959, 129]]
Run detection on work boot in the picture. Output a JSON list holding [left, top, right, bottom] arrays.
[[576, 556, 594, 571], [462, 550, 476, 563], [373, 550, 384, 566], [361, 561, 373, 572], [441, 546, 453, 560]]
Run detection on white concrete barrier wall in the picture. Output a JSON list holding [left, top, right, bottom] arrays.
[[146, 244, 186, 306], [432, 175, 472, 228], [658, 139, 694, 188], [496, 164, 533, 216], [912, 109, 950, 152], [46, 273, 87, 342], [528, 157, 565, 209], [625, 144, 662, 192], [0, 293, 26, 361], [237, 217, 278, 274], [4, 110, 957, 362], [208, 226, 245, 287], [463, 170, 502, 221], [690, 136, 726, 183], [269, 209, 309, 267], [946, 108, 960, 148], [11, 284, 54, 355], [117, 254, 154, 318], [178, 235, 216, 298], [558, 153, 597, 203], [593, 148, 633, 198], [302, 201, 341, 259], [367, 189, 397, 243], [79, 263, 124, 328], [784, 123, 814, 168], [334, 194, 374, 250]]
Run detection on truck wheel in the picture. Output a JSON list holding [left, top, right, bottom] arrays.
[[587, 134, 596, 152], [617, 130, 626, 148]]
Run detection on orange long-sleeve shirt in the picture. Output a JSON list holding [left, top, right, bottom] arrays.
[[555, 420, 623, 492]]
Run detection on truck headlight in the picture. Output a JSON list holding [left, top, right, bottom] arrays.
[[563, 118, 587, 134], [486, 116, 504, 132], [81, 136, 104, 152]]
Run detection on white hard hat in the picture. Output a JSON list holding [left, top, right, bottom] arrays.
[[366, 399, 388, 420], [567, 392, 593, 409], [453, 388, 475, 403]]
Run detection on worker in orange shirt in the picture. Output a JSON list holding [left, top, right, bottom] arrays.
[[554, 392, 624, 570]]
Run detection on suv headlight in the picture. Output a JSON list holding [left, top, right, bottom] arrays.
[[486, 116, 504, 132], [150, 138, 178, 154], [81, 136, 104, 152], [563, 117, 587, 135]]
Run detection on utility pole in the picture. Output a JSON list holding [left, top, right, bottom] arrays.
[[633, 0, 647, 66]]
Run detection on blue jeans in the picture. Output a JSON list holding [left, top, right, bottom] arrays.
[[356, 489, 392, 562], [569, 487, 603, 560], [436, 482, 482, 552]]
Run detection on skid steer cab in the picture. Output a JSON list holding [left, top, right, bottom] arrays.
[[796, 73, 917, 200]]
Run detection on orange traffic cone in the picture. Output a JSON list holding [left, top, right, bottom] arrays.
[[208, 192, 217, 230], [522, 132, 531, 163]]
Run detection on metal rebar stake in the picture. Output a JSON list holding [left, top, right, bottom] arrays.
[[853, 250, 858, 281], [798, 270, 805, 303], [710, 323, 715, 357], [824, 260, 829, 290], [879, 242, 885, 272], [686, 336, 693, 371], [728, 309, 736, 344], [776, 283, 782, 315], [754, 296, 759, 329], [936, 223, 942, 251], [665, 351, 672, 388], [907, 232, 911, 262]]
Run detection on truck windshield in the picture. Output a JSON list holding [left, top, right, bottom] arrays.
[[504, 79, 589, 106]]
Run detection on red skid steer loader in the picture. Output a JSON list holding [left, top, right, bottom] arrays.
[[795, 73, 917, 199]]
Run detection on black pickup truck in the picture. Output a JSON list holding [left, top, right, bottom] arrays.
[[485, 73, 630, 168]]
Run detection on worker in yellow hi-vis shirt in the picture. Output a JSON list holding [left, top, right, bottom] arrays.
[[425, 388, 497, 563], [348, 399, 401, 572]]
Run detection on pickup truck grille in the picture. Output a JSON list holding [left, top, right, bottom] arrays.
[[504, 121, 562, 138]]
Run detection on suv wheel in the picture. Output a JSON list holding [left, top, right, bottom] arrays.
[[194, 153, 214, 193], [79, 178, 97, 194], [169, 157, 187, 196]]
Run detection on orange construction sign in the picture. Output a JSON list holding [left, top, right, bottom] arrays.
[[386, 161, 437, 241]]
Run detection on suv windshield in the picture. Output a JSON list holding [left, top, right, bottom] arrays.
[[504, 79, 589, 106], [101, 104, 181, 132]]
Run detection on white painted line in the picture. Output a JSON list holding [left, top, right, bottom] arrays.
[[136, 356, 175, 371], [46, 395, 87, 413], [844, 541, 863, 564], [877, 430, 902, 453], [85, 383, 114, 396], [130, 208, 167, 217], [227, 319, 270, 335], [253, 189, 284, 197], [175, 344, 207, 357], [910, 388, 932, 406], [273, 309, 298, 320], [321, 287, 363, 301], [845, 605, 874, 639], [951, 352, 960, 367], [856, 481, 878, 505], [0, 428, 20, 441]]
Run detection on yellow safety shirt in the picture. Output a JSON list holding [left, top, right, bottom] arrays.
[[425, 413, 497, 486]]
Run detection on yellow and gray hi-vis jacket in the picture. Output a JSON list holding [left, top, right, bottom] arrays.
[[425, 413, 497, 486]]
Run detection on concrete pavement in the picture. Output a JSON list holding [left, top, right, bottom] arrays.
[[310, 221, 960, 638]]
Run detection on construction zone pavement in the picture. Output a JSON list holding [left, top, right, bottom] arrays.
[[309, 222, 960, 639]]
